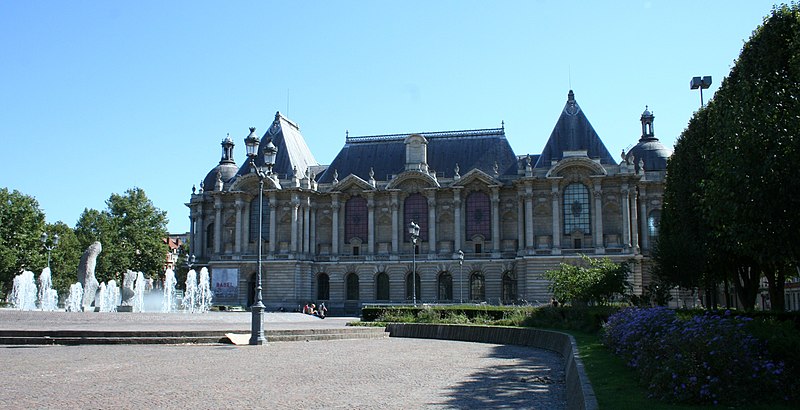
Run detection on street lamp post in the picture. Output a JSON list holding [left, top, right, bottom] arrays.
[[40, 232, 59, 270], [690, 76, 712, 108], [408, 221, 420, 306], [245, 128, 278, 346], [457, 249, 464, 304]]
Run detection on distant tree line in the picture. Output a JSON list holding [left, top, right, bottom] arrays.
[[654, 4, 800, 311], [0, 187, 169, 299]]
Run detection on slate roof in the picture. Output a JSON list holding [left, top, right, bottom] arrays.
[[534, 90, 617, 168], [236, 112, 319, 179], [316, 128, 518, 183]]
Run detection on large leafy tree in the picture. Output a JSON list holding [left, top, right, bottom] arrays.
[[657, 4, 800, 311], [0, 188, 46, 296], [703, 4, 800, 311], [44, 222, 82, 295], [75, 188, 169, 283]]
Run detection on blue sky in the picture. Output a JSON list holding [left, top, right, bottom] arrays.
[[0, 0, 776, 233]]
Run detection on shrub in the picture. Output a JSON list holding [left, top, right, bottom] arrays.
[[544, 255, 631, 306], [602, 307, 794, 405]]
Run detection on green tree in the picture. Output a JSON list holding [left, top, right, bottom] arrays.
[[702, 4, 800, 311], [44, 222, 82, 296], [544, 255, 631, 306], [75, 188, 169, 283], [0, 188, 46, 297]]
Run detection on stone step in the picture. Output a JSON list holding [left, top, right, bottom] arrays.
[[0, 327, 388, 345]]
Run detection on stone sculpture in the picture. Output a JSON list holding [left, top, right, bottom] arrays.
[[120, 270, 137, 308], [77, 241, 102, 311]]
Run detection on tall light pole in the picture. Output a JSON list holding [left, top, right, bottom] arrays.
[[40, 232, 59, 270], [245, 127, 277, 346], [457, 249, 464, 304], [690, 76, 712, 107], [408, 221, 420, 306]]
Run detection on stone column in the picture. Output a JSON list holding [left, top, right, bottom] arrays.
[[517, 193, 525, 251], [188, 208, 195, 257], [638, 186, 649, 252], [214, 196, 222, 255], [491, 187, 500, 253], [453, 188, 462, 253], [630, 188, 639, 254], [524, 184, 534, 250], [234, 198, 244, 254], [391, 191, 399, 254], [243, 200, 251, 254], [427, 190, 437, 254], [332, 194, 341, 255], [268, 194, 277, 254], [550, 182, 561, 253], [195, 206, 204, 258], [367, 194, 375, 255], [593, 180, 604, 254], [621, 185, 631, 251], [291, 193, 299, 254], [303, 197, 311, 254], [310, 205, 317, 255]]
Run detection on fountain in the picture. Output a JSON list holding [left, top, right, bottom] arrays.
[[38, 268, 59, 311], [65, 282, 83, 312], [197, 267, 213, 313], [162, 269, 177, 313], [11, 270, 38, 311], [133, 271, 146, 312], [104, 280, 119, 312], [183, 269, 198, 313]]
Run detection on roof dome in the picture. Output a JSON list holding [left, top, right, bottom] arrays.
[[203, 163, 239, 192], [626, 140, 671, 172], [625, 106, 670, 172]]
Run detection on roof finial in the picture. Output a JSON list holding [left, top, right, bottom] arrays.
[[501, 120, 505, 130]]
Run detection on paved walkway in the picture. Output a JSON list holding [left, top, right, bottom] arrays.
[[0, 310, 566, 409]]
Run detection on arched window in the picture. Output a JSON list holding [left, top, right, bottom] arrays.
[[346, 273, 359, 300], [648, 209, 662, 241], [375, 272, 390, 301], [563, 183, 591, 234], [502, 272, 517, 304], [317, 273, 330, 301], [404, 193, 428, 242], [206, 223, 214, 250], [438, 272, 453, 301], [466, 191, 491, 239], [249, 197, 270, 242], [405, 271, 422, 300], [345, 196, 368, 242], [470, 272, 485, 301]]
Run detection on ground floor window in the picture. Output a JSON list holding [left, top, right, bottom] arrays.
[[375, 272, 390, 301], [346, 273, 359, 300], [470, 272, 485, 301], [317, 273, 330, 300], [405, 272, 421, 301], [502, 272, 517, 303], [438, 272, 453, 301]]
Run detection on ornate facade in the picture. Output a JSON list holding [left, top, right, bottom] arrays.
[[187, 91, 670, 312]]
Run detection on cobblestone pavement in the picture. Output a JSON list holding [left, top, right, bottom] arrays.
[[0, 310, 566, 409]]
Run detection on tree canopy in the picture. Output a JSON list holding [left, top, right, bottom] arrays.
[[655, 4, 800, 311], [0, 188, 46, 295], [75, 187, 169, 283]]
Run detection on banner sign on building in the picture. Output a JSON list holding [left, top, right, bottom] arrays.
[[212, 268, 239, 300]]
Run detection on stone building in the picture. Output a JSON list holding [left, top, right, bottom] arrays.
[[187, 90, 670, 312]]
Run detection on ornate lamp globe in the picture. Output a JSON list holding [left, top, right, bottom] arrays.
[[244, 127, 260, 159]]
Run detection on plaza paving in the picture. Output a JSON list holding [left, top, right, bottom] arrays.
[[0, 310, 566, 409]]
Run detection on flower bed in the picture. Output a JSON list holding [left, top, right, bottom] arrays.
[[601, 307, 794, 405]]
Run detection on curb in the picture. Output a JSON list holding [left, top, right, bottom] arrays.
[[385, 324, 598, 410]]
